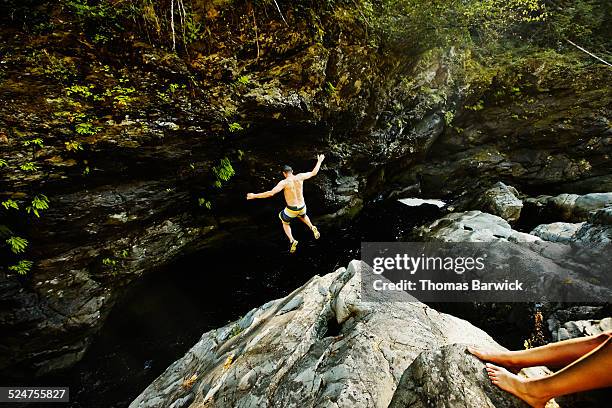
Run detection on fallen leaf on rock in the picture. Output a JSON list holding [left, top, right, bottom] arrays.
[[182, 373, 198, 388], [223, 354, 235, 370]]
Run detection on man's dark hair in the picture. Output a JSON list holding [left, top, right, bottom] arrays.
[[282, 165, 293, 174]]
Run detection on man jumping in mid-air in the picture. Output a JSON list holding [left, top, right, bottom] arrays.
[[247, 154, 324, 253]]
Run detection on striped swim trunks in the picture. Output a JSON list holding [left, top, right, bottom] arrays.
[[279, 204, 307, 224]]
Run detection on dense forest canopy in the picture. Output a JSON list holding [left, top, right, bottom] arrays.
[[1, 1, 610, 57]]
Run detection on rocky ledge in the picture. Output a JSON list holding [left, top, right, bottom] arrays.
[[131, 261, 542, 408]]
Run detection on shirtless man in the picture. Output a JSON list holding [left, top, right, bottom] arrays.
[[246, 154, 324, 253]]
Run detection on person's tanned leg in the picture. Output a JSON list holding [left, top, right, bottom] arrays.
[[484, 335, 612, 408], [282, 222, 294, 242], [298, 215, 320, 239], [298, 215, 314, 229], [468, 330, 611, 369]]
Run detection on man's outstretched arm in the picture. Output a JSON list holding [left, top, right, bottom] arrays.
[[246, 180, 285, 200], [296, 154, 325, 180]]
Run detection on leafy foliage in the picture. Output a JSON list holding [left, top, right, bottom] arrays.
[[539, 0, 609, 51], [20, 162, 39, 172], [66, 84, 94, 98], [9, 260, 34, 275], [1, 199, 19, 210], [6, 236, 28, 254], [228, 122, 243, 133], [198, 197, 212, 209], [22, 138, 44, 148], [236, 75, 250, 86], [75, 122, 102, 135], [212, 158, 235, 188], [375, 0, 546, 53], [26, 195, 50, 218], [65, 141, 83, 151]]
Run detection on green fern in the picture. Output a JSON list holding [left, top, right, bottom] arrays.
[[1, 199, 19, 210], [213, 158, 235, 188], [9, 260, 33, 275], [236, 75, 250, 85], [26, 195, 50, 217], [22, 138, 44, 148], [228, 122, 243, 133], [6, 236, 28, 254], [20, 162, 38, 172], [66, 84, 93, 98], [75, 122, 102, 135]]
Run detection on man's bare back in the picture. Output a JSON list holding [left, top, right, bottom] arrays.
[[280, 175, 305, 207], [246, 154, 325, 253]]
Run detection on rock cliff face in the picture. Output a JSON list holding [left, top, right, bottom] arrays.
[[1, 0, 611, 377], [130, 261, 537, 408]]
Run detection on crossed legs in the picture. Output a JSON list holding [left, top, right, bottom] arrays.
[[468, 330, 612, 407]]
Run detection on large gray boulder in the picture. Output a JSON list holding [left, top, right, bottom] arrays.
[[552, 317, 612, 342], [474, 182, 523, 222], [529, 205, 611, 244], [130, 261, 530, 408], [525, 193, 612, 222], [416, 210, 540, 243], [388, 344, 534, 408], [573, 207, 612, 243], [415, 211, 611, 302], [530, 222, 584, 243], [547, 305, 612, 342]]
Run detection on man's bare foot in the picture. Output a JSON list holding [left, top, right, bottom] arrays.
[[467, 346, 522, 373], [485, 363, 550, 408]]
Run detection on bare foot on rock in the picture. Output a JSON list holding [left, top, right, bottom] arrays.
[[467, 346, 522, 373], [485, 363, 551, 408]]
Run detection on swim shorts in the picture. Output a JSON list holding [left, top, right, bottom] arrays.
[[279, 204, 307, 224]]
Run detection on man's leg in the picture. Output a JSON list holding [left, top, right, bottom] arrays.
[[298, 214, 314, 229], [279, 209, 299, 252], [281, 222, 294, 242], [298, 215, 320, 239], [484, 335, 612, 408], [468, 330, 611, 369]]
